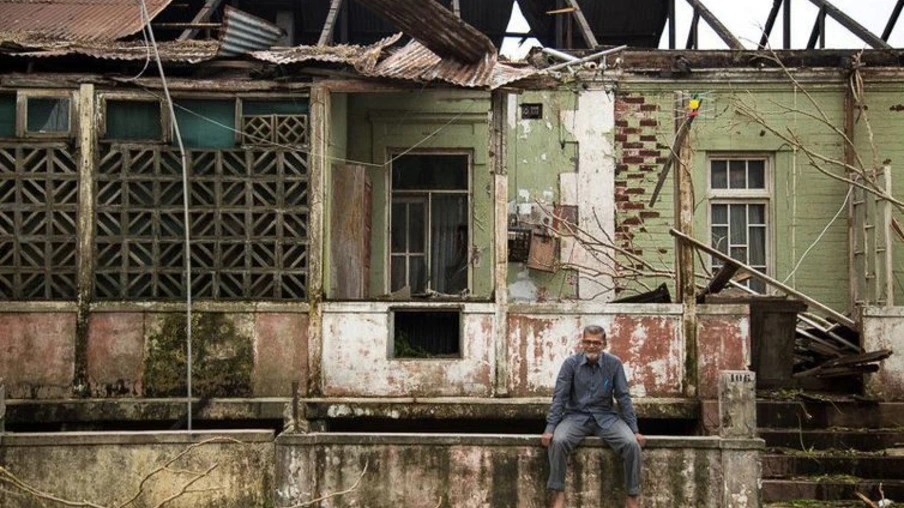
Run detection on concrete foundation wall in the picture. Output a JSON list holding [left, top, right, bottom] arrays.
[[0, 307, 308, 399], [275, 433, 764, 508], [861, 306, 904, 400], [0, 430, 275, 508], [507, 304, 685, 398]]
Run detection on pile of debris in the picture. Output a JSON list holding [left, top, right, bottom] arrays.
[[794, 314, 893, 380]]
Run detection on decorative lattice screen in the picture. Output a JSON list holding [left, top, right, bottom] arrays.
[[0, 144, 79, 300], [94, 146, 309, 300], [241, 115, 308, 147]]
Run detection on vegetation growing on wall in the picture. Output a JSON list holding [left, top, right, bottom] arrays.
[[144, 313, 253, 397]]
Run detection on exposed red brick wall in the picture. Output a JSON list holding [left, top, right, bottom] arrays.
[[613, 92, 672, 294]]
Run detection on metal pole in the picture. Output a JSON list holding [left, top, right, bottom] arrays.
[[544, 45, 627, 72]]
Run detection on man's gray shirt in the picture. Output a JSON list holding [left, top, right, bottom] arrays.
[[544, 351, 639, 434]]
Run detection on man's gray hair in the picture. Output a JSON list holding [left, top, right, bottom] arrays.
[[583, 324, 606, 337]]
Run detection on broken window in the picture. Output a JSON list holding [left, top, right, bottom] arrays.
[[390, 154, 469, 295], [391, 309, 461, 358], [25, 96, 71, 135], [104, 100, 163, 141], [0, 94, 14, 137], [709, 157, 769, 293]]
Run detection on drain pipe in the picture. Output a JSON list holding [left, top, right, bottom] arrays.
[[544, 45, 627, 72]]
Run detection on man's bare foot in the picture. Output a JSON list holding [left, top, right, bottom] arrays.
[[625, 494, 640, 508], [549, 491, 565, 508]]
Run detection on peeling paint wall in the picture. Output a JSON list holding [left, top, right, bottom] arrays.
[[0, 309, 308, 399], [0, 312, 76, 398], [861, 306, 904, 400], [506, 304, 685, 397], [320, 302, 495, 397], [276, 433, 763, 508], [696, 305, 751, 399], [505, 88, 616, 302]]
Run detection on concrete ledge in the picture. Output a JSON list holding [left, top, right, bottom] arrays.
[[276, 432, 764, 450], [304, 397, 699, 420], [7, 398, 290, 423], [276, 431, 763, 508], [8, 397, 700, 424], [2, 429, 274, 447], [507, 302, 683, 314]]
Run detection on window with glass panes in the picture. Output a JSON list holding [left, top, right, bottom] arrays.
[[709, 157, 769, 293], [390, 153, 469, 295]]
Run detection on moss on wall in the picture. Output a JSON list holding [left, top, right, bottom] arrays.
[[144, 313, 253, 397]]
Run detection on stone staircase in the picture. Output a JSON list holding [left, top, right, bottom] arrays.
[[759, 398, 904, 507]]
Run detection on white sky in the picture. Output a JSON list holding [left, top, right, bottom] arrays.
[[501, 0, 904, 59]]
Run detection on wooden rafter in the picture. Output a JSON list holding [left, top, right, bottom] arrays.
[[178, 0, 225, 41], [318, 0, 345, 46], [759, 0, 783, 49], [564, 0, 599, 48], [807, 0, 892, 48], [882, 0, 904, 41], [684, 0, 743, 50]]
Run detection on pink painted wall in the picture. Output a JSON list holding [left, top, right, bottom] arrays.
[[697, 305, 751, 400], [0, 313, 77, 398]]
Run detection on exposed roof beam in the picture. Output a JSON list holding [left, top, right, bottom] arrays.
[[669, 0, 676, 49], [806, 0, 892, 49], [684, 0, 744, 50], [178, 0, 225, 41], [882, 0, 904, 41], [353, 0, 495, 63], [806, 6, 827, 49], [686, 10, 700, 49], [318, 0, 344, 45], [784, 0, 792, 48], [452, 0, 461, 18], [759, 0, 783, 49], [564, 0, 599, 48]]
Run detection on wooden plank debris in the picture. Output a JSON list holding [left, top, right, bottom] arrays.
[[670, 228, 857, 329], [696, 262, 740, 303]]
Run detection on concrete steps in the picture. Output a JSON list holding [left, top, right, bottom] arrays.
[[763, 452, 904, 480], [762, 479, 904, 503], [758, 398, 904, 505]]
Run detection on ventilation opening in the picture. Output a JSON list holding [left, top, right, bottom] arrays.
[[392, 309, 461, 358]]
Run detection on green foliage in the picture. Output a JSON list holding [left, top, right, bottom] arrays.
[[393, 329, 434, 359]]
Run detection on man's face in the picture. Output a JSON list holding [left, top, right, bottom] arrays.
[[581, 332, 606, 362]]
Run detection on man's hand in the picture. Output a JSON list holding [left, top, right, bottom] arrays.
[[634, 433, 646, 447], [541, 432, 554, 447]]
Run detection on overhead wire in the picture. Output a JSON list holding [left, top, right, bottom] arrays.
[[136, 0, 194, 431]]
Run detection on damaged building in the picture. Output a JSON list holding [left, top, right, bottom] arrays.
[[0, 0, 903, 506]]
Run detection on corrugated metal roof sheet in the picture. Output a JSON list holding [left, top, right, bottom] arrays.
[[354, 0, 495, 63], [369, 39, 536, 89], [250, 33, 402, 70], [0, 0, 174, 43], [218, 6, 283, 57], [1, 40, 218, 63]]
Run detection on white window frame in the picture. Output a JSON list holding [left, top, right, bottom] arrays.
[[17, 90, 76, 138], [386, 150, 472, 295], [706, 154, 773, 293]]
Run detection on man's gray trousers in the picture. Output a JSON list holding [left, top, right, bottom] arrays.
[[546, 415, 642, 496]]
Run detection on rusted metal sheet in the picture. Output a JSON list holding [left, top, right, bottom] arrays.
[[371, 40, 535, 89], [353, 0, 495, 63], [0, 0, 173, 43], [218, 5, 283, 57], [2, 40, 219, 62], [696, 306, 751, 399], [506, 308, 684, 398], [249, 33, 401, 69], [320, 303, 495, 397]]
